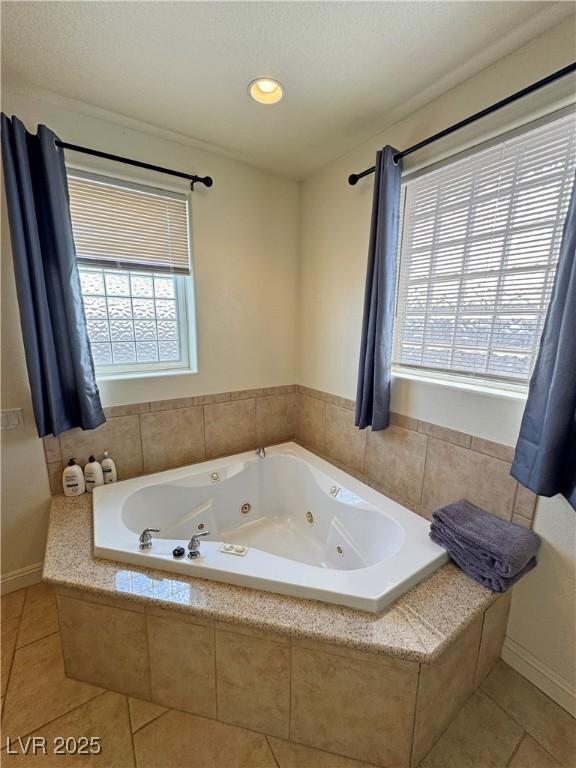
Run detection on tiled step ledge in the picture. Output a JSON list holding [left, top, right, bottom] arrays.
[[44, 493, 500, 665]]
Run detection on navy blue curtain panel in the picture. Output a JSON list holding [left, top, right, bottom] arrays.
[[355, 146, 402, 431], [1, 114, 105, 437], [511, 174, 576, 510]]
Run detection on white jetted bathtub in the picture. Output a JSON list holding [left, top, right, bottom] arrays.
[[93, 442, 447, 612]]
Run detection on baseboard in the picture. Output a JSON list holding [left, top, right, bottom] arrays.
[[502, 636, 576, 717], [1, 562, 43, 594]]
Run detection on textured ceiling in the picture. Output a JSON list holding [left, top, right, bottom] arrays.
[[2, 1, 573, 178]]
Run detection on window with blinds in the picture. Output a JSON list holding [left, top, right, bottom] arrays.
[[68, 172, 191, 274], [393, 111, 576, 384], [67, 171, 196, 375]]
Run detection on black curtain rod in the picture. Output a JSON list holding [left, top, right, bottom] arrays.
[[348, 61, 576, 185], [55, 140, 213, 189]]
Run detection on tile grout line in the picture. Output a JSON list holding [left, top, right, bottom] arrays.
[[16, 629, 60, 652], [418, 434, 430, 509], [130, 707, 171, 736], [124, 694, 138, 768], [142, 612, 153, 702], [213, 624, 219, 720], [479, 679, 571, 750], [137, 413, 146, 476], [408, 662, 423, 768], [265, 735, 281, 768], [2, 587, 28, 721], [505, 731, 526, 768], [4, 684, 109, 742]]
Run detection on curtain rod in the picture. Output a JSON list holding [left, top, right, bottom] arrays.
[[348, 61, 576, 186], [55, 140, 213, 189]]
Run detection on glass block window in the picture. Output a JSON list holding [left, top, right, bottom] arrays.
[[68, 171, 195, 376], [393, 110, 576, 384], [79, 267, 190, 373]]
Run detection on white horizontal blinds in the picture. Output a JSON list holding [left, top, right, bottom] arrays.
[[393, 112, 576, 383], [68, 174, 191, 274]]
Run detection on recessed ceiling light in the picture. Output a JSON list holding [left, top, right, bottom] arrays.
[[248, 78, 284, 105]]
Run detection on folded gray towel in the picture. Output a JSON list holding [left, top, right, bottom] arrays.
[[432, 499, 540, 578], [430, 521, 537, 591]]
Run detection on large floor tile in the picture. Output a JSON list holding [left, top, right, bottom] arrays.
[[128, 698, 168, 733], [1, 618, 20, 696], [268, 737, 376, 768], [1, 590, 26, 623], [508, 734, 560, 768], [3, 633, 103, 737], [133, 710, 277, 768], [420, 691, 523, 768], [3, 691, 134, 766], [481, 662, 576, 767], [17, 583, 59, 648]]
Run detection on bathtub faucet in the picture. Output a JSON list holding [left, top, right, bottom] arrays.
[[187, 530, 212, 559], [256, 446, 266, 459], [139, 527, 160, 550]]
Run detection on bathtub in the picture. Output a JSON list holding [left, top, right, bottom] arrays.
[[93, 442, 447, 612]]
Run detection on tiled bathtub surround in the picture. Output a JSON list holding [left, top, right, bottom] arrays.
[[42, 383, 537, 528], [43, 386, 297, 493], [295, 385, 537, 527], [43, 477, 515, 766], [52, 583, 511, 768]]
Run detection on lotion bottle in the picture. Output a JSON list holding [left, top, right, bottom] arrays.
[[84, 455, 104, 492], [101, 451, 117, 484], [62, 458, 85, 496]]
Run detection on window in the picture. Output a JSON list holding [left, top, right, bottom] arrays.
[[68, 171, 196, 375], [393, 111, 576, 385]]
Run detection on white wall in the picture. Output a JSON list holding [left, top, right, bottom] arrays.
[[298, 17, 576, 712], [1, 88, 300, 580]]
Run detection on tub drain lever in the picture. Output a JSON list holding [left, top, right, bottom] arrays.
[[187, 530, 212, 559]]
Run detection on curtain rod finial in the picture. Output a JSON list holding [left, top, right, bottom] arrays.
[[348, 173, 359, 186]]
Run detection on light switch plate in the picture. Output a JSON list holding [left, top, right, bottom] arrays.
[[0, 409, 24, 431]]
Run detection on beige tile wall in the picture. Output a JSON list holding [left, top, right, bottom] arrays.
[[42, 383, 537, 527], [295, 386, 537, 527], [55, 587, 511, 768], [43, 386, 297, 494]]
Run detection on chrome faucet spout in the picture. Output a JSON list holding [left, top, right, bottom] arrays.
[[256, 446, 266, 459]]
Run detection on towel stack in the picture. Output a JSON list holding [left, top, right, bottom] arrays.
[[430, 499, 541, 592]]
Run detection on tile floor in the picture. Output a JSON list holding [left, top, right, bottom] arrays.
[[1, 585, 574, 767]]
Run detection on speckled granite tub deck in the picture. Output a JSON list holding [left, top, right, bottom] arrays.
[[44, 495, 499, 664]]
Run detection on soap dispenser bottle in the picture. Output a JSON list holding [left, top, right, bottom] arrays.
[[84, 455, 104, 492], [62, 458, 86, 496], [101, 451, 117, 484]]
